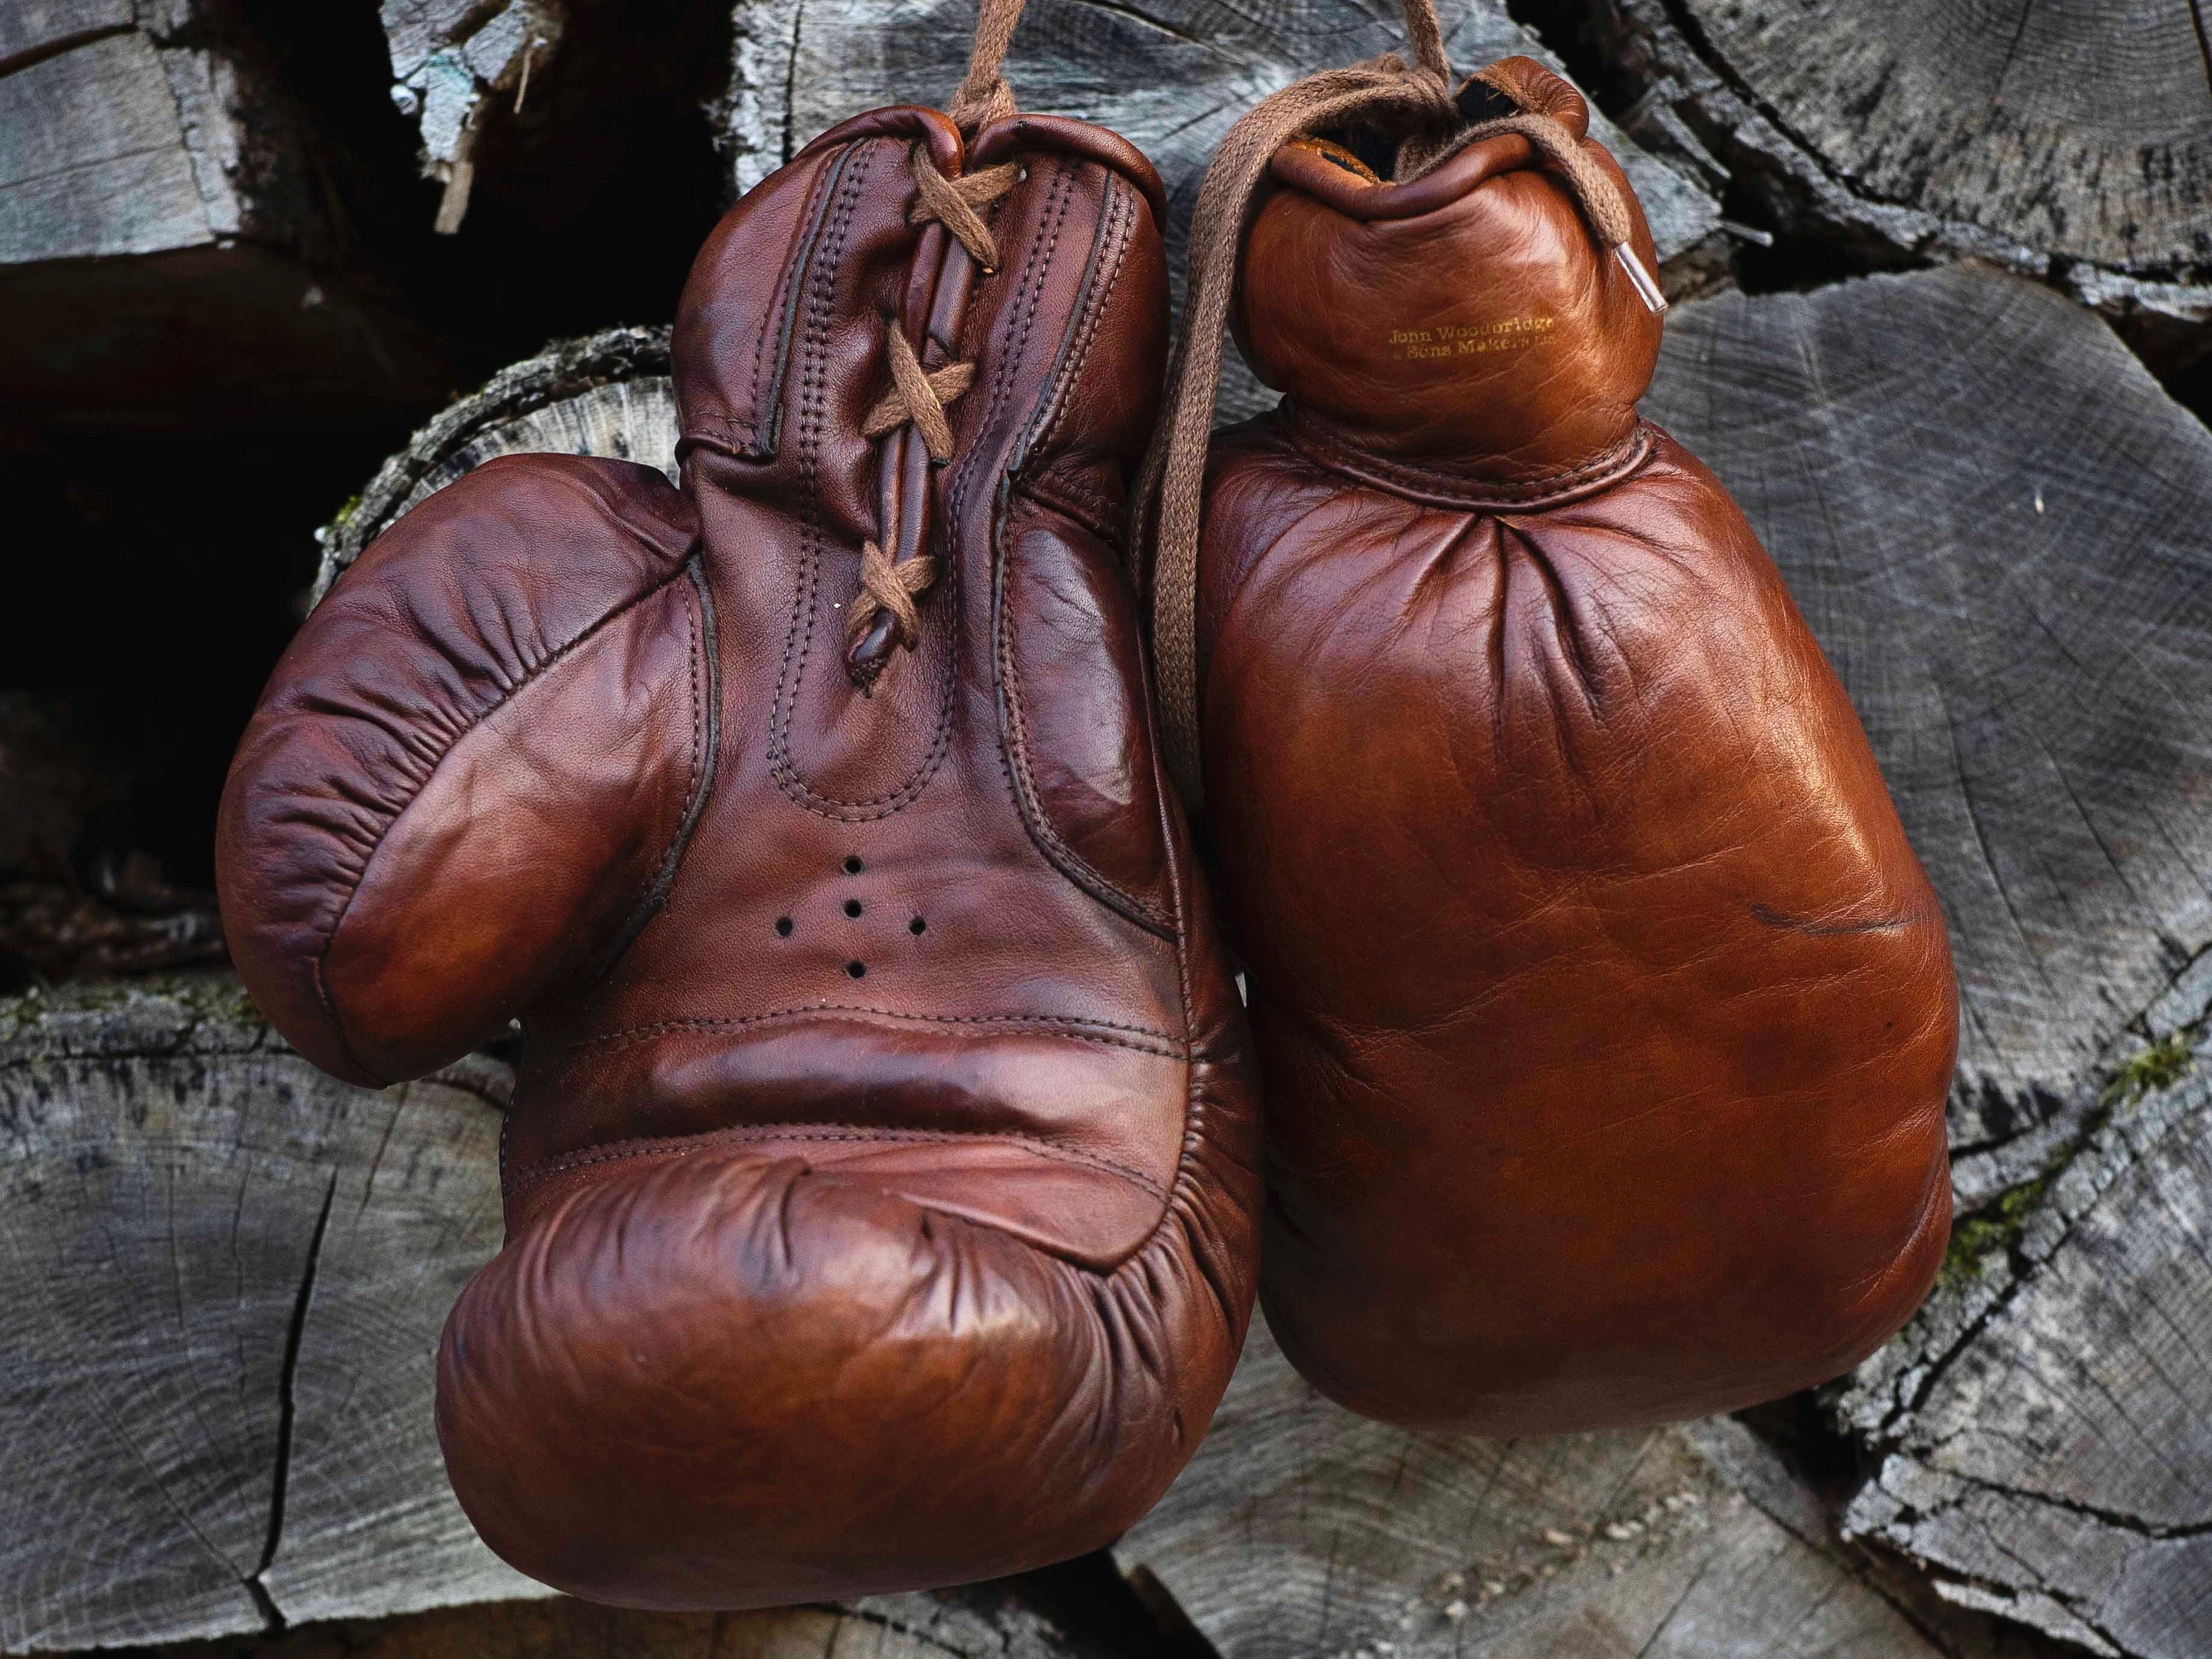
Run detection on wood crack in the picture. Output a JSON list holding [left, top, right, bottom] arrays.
[[0, 22, 135, 83], [250, 1169, 338, 1630]]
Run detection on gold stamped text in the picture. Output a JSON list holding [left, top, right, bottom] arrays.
[[1388, 316, 1556, 361]]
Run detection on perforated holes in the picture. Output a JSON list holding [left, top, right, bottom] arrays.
[[846, 961, 867, 979], [774, 917, 793, 937], [843, 855, 864, 875], [844, 898, 863, 918], [909, 917, 927, 936]]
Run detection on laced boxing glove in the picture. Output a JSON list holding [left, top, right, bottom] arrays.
[[215, 10, 1258, 1607], [1139, 43, 1954, 1433]]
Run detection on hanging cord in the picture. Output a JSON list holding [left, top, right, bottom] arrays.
[[1136, 0, 1663, 807], [842, 0, 1029, 679]]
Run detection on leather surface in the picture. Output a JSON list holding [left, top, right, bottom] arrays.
[[1196, 61, 1955, 1433], [217, 104, 1259, 1607]]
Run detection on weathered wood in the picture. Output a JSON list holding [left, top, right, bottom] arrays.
[[1636, 266, 2212, 1658], [94, 1587, 1106, 1658], [314, 324, 676, 597], [380, 0, 566, 232], [1113, 1312, 1952, 1658], [159, 1594, 1102, 1658], [0, 975, 536, 1652], [0, 2, 447, 430], [1588, 0, 2212, 358], [723, 0, 1724, 420]]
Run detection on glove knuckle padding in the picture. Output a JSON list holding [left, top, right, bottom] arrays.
[[1202, 102, 1955, 1432], [227, 102, 1259, 1607]]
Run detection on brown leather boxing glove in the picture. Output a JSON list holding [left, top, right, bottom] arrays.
[[1141, 43, 1954, 1433], [215, 15, 1259, 1609]]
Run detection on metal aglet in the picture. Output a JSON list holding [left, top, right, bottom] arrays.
[[1613, 243, 1669, 316]]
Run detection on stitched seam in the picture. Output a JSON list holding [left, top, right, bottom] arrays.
[[995, 176, 1172, 933], [568, 1004, 1184, 1058], [310, 952, 385, 1086], [507, 1121, 1172, 1201], [1287, 411, 1654, 508], [952, 157, 1071, 588], [310, 556, 698, 1018], [768, 142, 864, 792], [1023, 468, 1119, 543], [765, 141, 962, 821], [1000, 552, 1174, 934], [595, 560, 720, 970], [976, 159, 1075, 848]]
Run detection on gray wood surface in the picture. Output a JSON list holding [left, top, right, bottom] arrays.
[[92, 1590, 1110, 1658], [0, 0, 451, 430], [1641, 265, 2212, 1659], [1591, 0, 2212, 349], [1113, 1312, 1948, 1659], [0, 975, 538, 1652], [1645, 265, 2212, 1187], [0, 13, 243, 265]]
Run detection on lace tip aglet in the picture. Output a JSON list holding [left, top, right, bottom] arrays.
[[1613, 243, 1668, 316]]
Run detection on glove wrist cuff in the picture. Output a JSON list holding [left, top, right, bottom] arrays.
[[1279, 402, 1654, 512]]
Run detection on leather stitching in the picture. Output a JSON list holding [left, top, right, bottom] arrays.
[[597, 560, 721, 973], [568, 1004, 1184, 1058], [994, 173, 1175, 937], [766, 139, 961, 821], [507, 1120, 1172, 1203], [1284, 408, 1655, 510]]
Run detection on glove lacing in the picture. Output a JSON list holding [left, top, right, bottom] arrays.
[[843, 0, 1029, 685]]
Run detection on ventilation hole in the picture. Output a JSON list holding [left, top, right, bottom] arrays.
[[774, 917, 793, 937], [846, 960, 867, 979], [844, 898, 863, 919], [843, 855, 863, 874], [909, 916, 926, 936]]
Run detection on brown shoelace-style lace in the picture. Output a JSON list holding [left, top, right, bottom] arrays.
[[841, 0, 1029, 682], [1134, 0, 1665, 807]]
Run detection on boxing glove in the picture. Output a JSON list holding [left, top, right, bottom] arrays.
[[215, 64, 1259, 1605], [1144, 51, 1954, 1433]]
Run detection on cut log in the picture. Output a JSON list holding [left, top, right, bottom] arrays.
[[0, 1, 448, 431], [0, 974, 534, 1652], [1636, 265, 2212, 1659], [314, 324, 676, 597], [88, 1586, 1116, 1658], [1587, 0, 2212, 361], [97, 1590, 1111, 1658], [723, 0, 1725, 420], [1113, 1312, 1955, 1658]]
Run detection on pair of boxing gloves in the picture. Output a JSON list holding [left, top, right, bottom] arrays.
[[214, 9, 1955, 1610]]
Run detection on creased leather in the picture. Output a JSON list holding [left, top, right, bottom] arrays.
[[217, 104, 1259, 1608], [1196, 60, 1955, 1433]]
